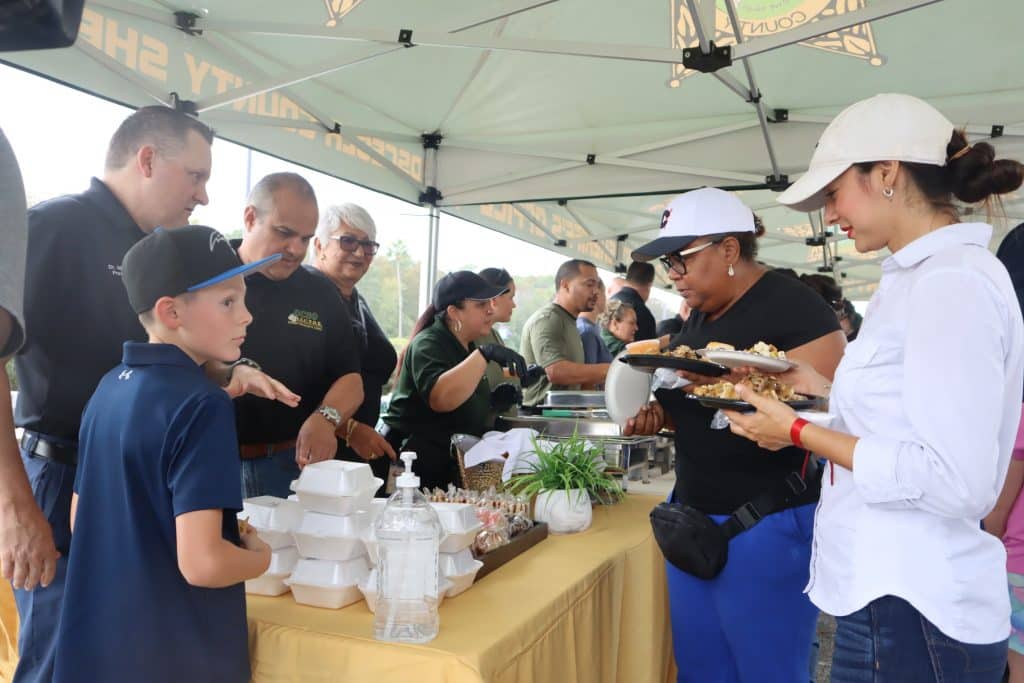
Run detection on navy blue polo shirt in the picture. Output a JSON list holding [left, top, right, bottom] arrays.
[[54, 342, 248, 683], [15, 178, 147, 441]]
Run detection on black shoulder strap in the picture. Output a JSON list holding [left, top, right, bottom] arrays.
[[719, 461, 822, 540]]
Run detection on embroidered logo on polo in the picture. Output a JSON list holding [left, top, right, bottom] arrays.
[[287, 309, 324, 331], [208, 230, 229, 253]]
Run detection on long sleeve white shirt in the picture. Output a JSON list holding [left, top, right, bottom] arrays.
[[808, 223, 1024, 644]]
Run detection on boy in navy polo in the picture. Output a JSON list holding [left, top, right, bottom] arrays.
[[53, 226, 281, 683]]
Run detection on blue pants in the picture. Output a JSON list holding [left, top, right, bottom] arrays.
[[13, 443, 75, 683], [240, 448, 300, 499], [666, 501, 819, 683], [831, 595, 1007, 682]]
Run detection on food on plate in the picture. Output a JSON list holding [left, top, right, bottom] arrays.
[[746, 341, 787, 360], [626, 339, 661, 355], [705, 341, 735, 351], [661, 344, 701, 360], [691, 373, 804, 402]]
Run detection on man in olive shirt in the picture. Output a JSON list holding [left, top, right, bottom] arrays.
[[520, 259, 611, 405]]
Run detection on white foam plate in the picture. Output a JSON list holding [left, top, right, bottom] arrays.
[[604, 350, 653, 428], [698, 349, 796, 373]]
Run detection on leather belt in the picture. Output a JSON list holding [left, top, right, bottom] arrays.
[[238, 440, 297, 460], [20, 432, 78, 466]]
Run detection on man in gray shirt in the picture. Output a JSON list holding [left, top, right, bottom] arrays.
[[0, 129, 61, 603]]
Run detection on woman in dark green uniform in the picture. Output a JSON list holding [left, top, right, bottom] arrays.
[[383, 271, 529, 489], [598, 299, 637, 356]]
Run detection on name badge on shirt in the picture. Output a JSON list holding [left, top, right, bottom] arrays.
[[287, 309, 323, 332]]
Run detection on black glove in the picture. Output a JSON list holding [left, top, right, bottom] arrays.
[[490, 383, 523, 412], [521, 364, 546, 389], [477, 344, 527, 379]]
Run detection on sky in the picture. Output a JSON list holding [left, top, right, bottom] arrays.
[[0, 63, 683, 318]]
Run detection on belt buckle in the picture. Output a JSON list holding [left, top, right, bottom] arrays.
[[734, 502, 762, 530]]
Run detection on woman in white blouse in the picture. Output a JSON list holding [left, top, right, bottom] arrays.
[[725, 93, 1024, 681]]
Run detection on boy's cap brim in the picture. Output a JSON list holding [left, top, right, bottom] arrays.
[[186, 253, 282, 292]]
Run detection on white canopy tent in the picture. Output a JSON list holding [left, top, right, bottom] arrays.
[[4, 0, 1023, 300]]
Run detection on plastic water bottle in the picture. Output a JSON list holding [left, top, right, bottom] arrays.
[[373, 452, 443, 643]]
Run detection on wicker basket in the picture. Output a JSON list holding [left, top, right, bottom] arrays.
[[451, 434, 505, 491]]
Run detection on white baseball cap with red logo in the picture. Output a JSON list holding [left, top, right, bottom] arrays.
[[631, 187, 755, 261]]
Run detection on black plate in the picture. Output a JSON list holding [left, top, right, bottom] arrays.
[[685, 393, 828, 413], [619, 354, 729, 377]]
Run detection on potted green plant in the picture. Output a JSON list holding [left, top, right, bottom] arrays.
[[507, 431, 624, 534]]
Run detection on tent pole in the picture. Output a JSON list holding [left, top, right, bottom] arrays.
[[418, 133, 443, 314]]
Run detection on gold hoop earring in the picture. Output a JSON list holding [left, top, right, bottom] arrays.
[[883, 187, 894, 199], [727, 264, 735, 277]]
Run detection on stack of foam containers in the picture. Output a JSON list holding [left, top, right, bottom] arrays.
[[240, 496, 304, 596], [283, 460, 383, 609]]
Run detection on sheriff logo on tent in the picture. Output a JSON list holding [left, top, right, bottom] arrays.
[[668, 0, 885, 87]]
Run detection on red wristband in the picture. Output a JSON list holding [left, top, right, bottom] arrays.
[[790, 418, 810, 449]]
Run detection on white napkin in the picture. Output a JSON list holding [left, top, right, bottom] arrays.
[[651, 367, 692, 391], [464, 428, 539, 469]]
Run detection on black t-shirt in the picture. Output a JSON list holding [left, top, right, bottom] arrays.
[[657, 270, 841, 513], [611, 286, 657, 341], [15, 178, 147, 441], [656, 314, 684, 338], [234, 264, 360, 444]]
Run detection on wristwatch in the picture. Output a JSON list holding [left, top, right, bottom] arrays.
[[223, 357, 260, 385], [317, 404, 343, 428]]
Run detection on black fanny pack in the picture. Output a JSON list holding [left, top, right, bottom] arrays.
[[650, 465, 820, 580]]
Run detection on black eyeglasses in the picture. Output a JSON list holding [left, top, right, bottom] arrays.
[[658, 238, 723, 276], [330, 235, 380, 255]]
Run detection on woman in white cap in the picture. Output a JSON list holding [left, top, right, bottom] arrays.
[[628, 187, 847, 682], [724, 93, 1024, 680]]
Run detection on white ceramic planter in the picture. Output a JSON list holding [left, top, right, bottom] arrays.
[[533, 489, 592, 534]]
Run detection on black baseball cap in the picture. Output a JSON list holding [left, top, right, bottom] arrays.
[[433, 271, 507, 310], [122, 225, 280, 314]]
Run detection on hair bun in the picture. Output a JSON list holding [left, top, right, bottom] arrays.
[[752, 214, 766, 238], [948, 138, 1024, 204]]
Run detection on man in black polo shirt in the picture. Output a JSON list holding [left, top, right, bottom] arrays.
[[234, 173, 364, 498], [611, 261, 657, 340], [13, 108, 297, 683]]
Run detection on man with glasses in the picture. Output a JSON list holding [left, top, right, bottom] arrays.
[[233, 173, 364, 498]]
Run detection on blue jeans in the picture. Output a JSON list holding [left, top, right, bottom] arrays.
[[13, 440, 75, 683], [665, 497, 819, 683], [831, 595, 1008, 682], [240, 448, 300, 499]]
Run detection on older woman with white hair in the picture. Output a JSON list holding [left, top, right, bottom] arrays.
[[310, 203, 397, 492]]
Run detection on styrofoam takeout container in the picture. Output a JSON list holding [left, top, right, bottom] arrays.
[[292, 460, 375, 496], [291, 510, 370, 561], [245, 547, 300, 596], [429, 501, 484, 553], [285, 557, 370, 609], [240, 496, 303, 550], [445, 559, 484, 598], [439, 548, 479, 578], [289, 477, 383, 516]]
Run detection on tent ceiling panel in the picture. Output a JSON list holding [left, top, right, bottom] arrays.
[[4, 0, 1024, 301]]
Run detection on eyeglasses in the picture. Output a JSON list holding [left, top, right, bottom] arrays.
[[330, 235, 380, 255], [659, 239, 723, 276]]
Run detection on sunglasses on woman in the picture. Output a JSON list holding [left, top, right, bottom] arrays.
[[330, 234, 380, 255]]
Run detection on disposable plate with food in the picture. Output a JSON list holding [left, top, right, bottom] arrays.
[[619, 354, 729, 376], [698, 349, 797, 373], [686, 394, 828, 413]]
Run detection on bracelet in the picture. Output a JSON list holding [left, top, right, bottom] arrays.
[[344, 419, 358, 444], [790, 417, 810, 449], [223, 357, 260, 386]]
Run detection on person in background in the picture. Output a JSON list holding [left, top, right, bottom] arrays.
[[606, 276, 625, 299], [310, 203, 397, 494], [838, 298, 863, 341], [475, 267, 523, 420], [610, 261, 657, 340], [987, 221, 1024, 683], [725, 93, 1024, 681], [520, 259, 610, 405], [576, 281, 613, 364], [599, 299, 637, 357], [383, 272, 529, 489], [655, 297, 691, 338]]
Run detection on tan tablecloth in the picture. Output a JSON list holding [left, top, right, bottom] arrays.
[[0, 493, 676, 683]]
